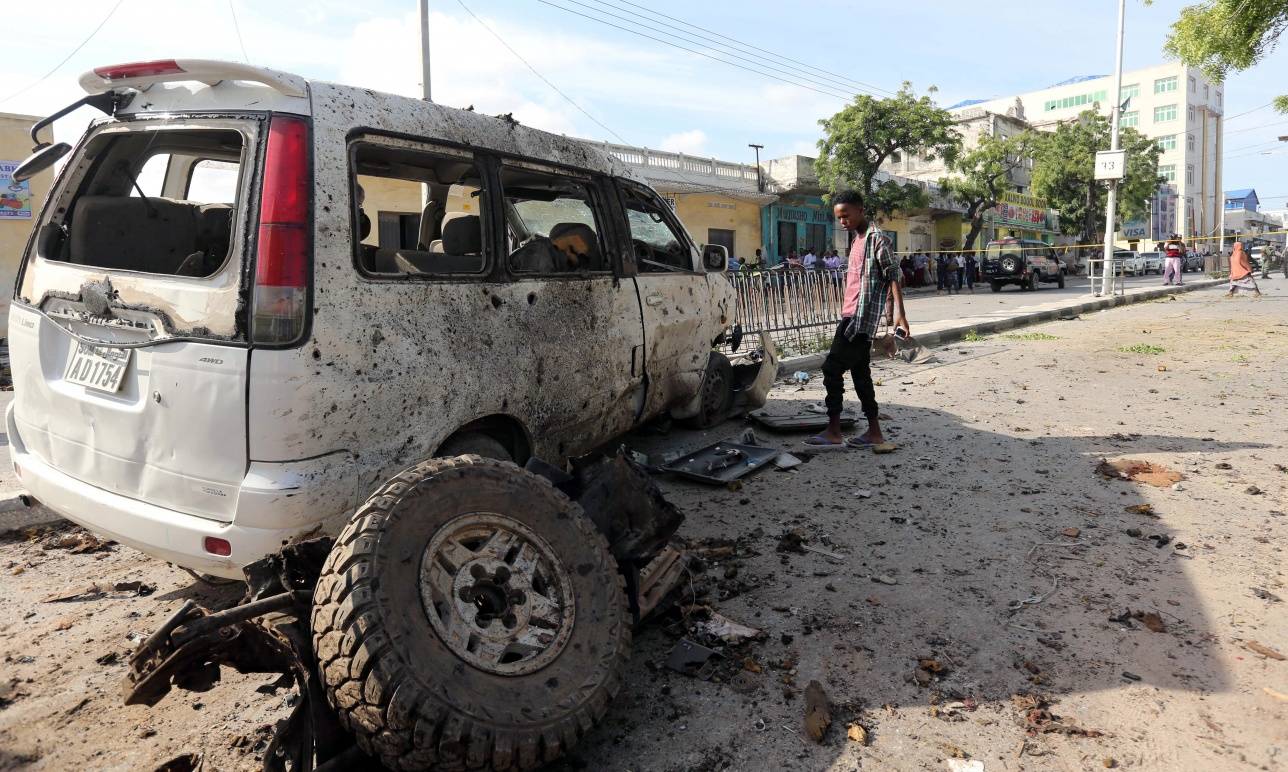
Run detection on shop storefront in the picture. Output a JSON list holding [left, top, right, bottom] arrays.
[[656, 188, 773, 263], [761, 195, 835, 265]]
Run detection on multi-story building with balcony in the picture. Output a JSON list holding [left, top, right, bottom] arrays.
[[964, 64, 1224, 246]]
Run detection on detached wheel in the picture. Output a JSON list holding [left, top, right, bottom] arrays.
[[990, 281, 1002, 293], [684, 351, 734, 429], [1057, 272, 1065, 289], [311, 456, 630, 771]]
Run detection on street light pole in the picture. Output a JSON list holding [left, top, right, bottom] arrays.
[[420, 0, 432, 102], [1219, 191, 1226, 255], [749, 143, 764, 192], [1100, 0, 1127, 296]]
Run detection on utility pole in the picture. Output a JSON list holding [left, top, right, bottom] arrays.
[[1219, 191, 1226, 255], [749, 144, 764, 192], [420, 0, 432, 101], [1099, 0, 1127, 297]]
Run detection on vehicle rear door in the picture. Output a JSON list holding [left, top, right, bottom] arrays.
[[615, 180, 711, 417], [9, 118, 260, 522]]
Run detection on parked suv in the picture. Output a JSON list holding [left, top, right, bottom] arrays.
[[981, 237, 1065, 291], [1137, 251, 1163, 275], [7, 59, 769, 580], [1183, 250, 1206, 273]]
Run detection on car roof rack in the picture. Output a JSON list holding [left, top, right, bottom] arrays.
[[79, 59, 307, 98]]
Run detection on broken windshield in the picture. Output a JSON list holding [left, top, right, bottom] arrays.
[[44, 126, 245, 277]]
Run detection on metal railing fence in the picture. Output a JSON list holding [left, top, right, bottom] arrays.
[[726, 268, 849, 355]]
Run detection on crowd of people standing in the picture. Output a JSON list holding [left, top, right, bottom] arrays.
[[897, 250, 978, 294], [729, 245, 984, 297]]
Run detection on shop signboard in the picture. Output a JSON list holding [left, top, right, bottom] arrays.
[[1, 160, 33, 219], [1120, 219, 1148, 239]]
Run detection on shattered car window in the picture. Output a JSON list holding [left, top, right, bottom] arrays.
[[44, 128, 244, 278], [351, 140, 487, 277], [503, 167, 609, 274], [621, 186, 692, 272]]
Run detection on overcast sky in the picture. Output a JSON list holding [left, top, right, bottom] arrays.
[[2, 0, 1285, 207]]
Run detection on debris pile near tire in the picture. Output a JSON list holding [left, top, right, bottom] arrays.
[[120, 451, 697, 772]]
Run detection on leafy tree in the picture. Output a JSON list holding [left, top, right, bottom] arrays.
[[1029, 111, 1162, 244], [1156, 0, 1288, 112], [815, 83, 961, 214], [938, 131, 1038, 253]]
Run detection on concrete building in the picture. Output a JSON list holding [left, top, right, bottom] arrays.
[[965, 63, 1224, 245], [595, 142, 775, 264], [1223, 189, 1285, 249], [1, 113, 53, 338], [882, 104, 1060, 247]]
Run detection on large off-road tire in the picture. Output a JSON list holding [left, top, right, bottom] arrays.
[[311, 456, 631, 771]]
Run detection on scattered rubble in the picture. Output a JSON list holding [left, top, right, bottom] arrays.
[[847, 723, 868, 745], [1244, 641, 1285, 661], [1096, 458, 1184, 487], [803, 680, 831, 742], [1013, 693, 1105, 738], [691, 609, 764, 645]]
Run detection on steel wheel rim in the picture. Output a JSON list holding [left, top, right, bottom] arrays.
[[702, 364, 728, 416], [419, 512, 576, 675]]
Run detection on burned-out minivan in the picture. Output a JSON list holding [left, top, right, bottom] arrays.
[[9, 59, 777, 770]]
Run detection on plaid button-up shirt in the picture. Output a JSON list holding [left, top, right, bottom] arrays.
[[843, 224, 899, 341]]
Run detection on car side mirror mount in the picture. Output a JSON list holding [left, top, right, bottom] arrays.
[[12, 142, 71, 183], [702, 243, 728, 272]]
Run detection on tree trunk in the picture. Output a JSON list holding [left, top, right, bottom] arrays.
[[962, 201, 985, 254], [1083, 182, 1097, 246], [963, 217, 984, 253]]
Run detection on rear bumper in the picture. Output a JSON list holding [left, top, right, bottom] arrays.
[[6, 404, 336, 579]]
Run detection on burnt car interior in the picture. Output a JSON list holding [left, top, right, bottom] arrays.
[[620, 184, 692, 273], [502, 166, 609, 274], [352, 142, 486, 276], [41, 128, 243, 278]]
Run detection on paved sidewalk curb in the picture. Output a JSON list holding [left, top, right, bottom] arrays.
[[778, 278, 1224, 375], [0, 492, 64, 532]]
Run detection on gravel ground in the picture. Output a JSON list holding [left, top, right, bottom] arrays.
[[1, 280, 1284, 771]]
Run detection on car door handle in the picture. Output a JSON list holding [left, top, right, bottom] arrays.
[[645, 293, 664, 307]]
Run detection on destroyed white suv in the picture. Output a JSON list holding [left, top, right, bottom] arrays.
[[7, 59, 767, 580], [10, 59, 781, 770]]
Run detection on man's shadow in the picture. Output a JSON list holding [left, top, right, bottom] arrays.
[[563, 400, 1269, 770]]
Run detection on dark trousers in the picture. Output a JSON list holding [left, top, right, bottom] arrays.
[[822, 319, 878, 420]]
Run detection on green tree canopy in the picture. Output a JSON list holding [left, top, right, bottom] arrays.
[[1029, 111, 1163, 243], [815, 83, 961, 215], [1157, 0, 1288, 112], [939, 131, 1038, 252]]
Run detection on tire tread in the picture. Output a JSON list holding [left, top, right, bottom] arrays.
[[311, 455, 630, 771]]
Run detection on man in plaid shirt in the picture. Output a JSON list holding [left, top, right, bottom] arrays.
[[807, 190, 909, 448]]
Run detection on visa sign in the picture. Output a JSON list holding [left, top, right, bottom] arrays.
[[1120, 219, 1148, 239]]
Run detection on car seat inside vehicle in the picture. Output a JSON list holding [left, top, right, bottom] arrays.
[[48, 128, 243, 278], [501, 170, 607, 274], [352, 143, 485, 276]]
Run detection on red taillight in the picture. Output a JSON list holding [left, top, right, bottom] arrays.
[[203, 537, 232, 557], [93, 60, 185, 80], [252, 115, 310, 344]]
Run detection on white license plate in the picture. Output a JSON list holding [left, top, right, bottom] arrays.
[[64, 342, 132, 393]]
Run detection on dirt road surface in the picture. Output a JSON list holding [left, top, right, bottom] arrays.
[[1, 281, 1285, 771]]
